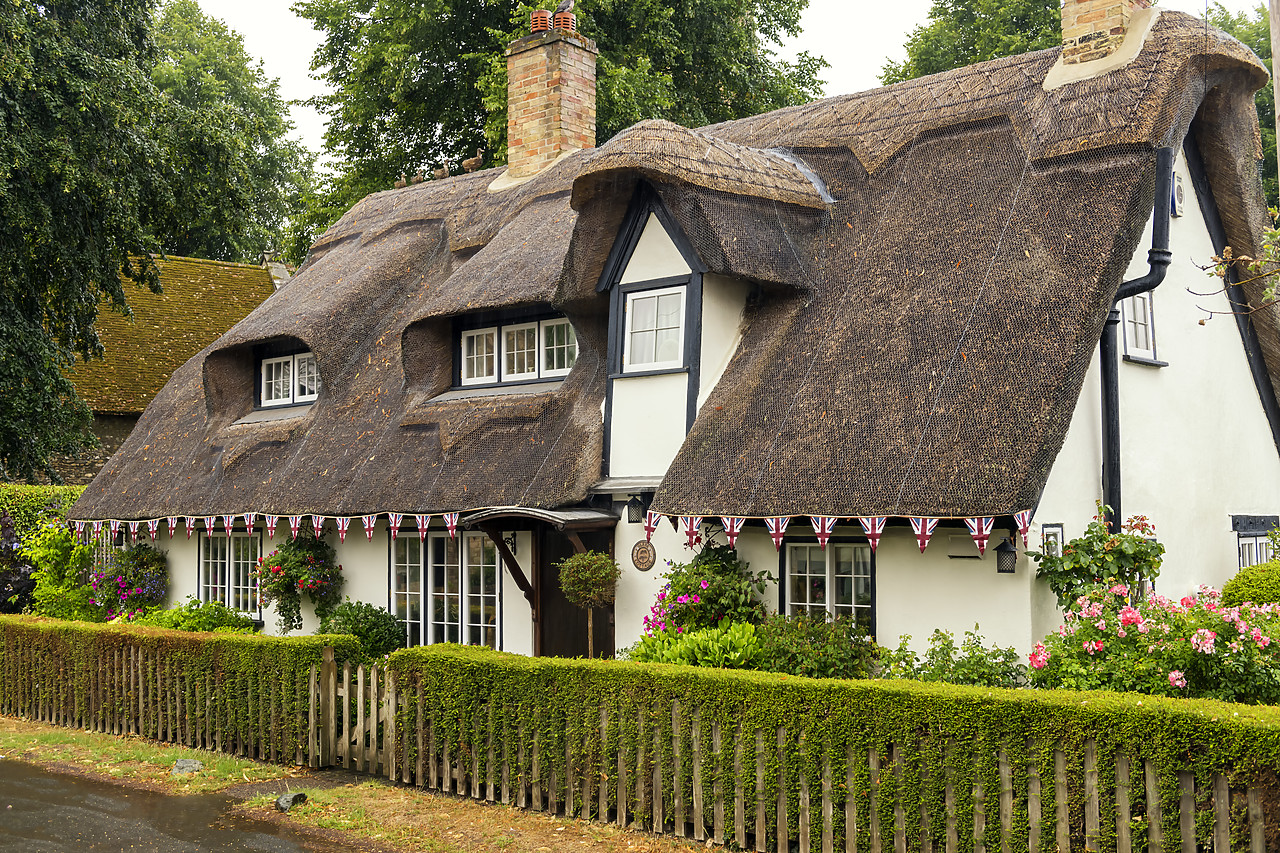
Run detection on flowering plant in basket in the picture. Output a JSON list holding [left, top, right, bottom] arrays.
[[255, 529, 344, 633]]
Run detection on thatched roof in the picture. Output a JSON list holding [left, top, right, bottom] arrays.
[[72, 12, 1273, 523]]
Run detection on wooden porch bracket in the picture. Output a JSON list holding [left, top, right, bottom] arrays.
[[566, 531, 588, 554], [478, 524, 537, 616]]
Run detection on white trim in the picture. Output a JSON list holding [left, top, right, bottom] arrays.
[[623, 285, 686, 372], [785, 542, 872, 628], [199, 532, 260, 615], [460, 327, 498, 386], [260, 351, 321, 407], [260, 355, 294, 407], [294, 352, 321, 402], [1121, 292, 1157, 361], [501, 321, 540, 381], [409, 531, 502, 649], [1239, 533, 1274, 568], [539, 318, 578, 378]]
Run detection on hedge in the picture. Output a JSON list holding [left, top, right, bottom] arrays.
[[1223, 558, 1280, 608], [388, 645, 1280, 851], [0, 485, 84, 539], [0, 614, 359, 761]]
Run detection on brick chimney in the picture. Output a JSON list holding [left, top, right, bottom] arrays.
[[1061, 0, 1150, 64], [505, 24, 598, 179]]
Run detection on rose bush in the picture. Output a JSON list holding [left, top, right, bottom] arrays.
[[255, 529, 344, 633], [1029, 581, 1280, 703], [1028, 503, 1164, 609]]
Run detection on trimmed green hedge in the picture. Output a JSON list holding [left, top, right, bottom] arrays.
[[0, 615, 358, 760], [1222, 558, 1280, 607], [389, 645, 1280, 852], [0, 485, 83, 539]]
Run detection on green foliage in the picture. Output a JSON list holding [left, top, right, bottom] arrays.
[[879, 626, 1025, 688], [255, 530, 345, 633], [90, 543, 168, 620], [1207, 3, 1276, 209], [755, 613, 878, 680], [645, 541, 771, 634], [1222, 558, 1280, 607], [23, 520, 99, 622], [557, 550, 621, 609], [0, 486, 84, 539], [1029, 504, 1165, 609], [290, 0, 826, 258], [629, 622, 763, 669], [319, 599, 406, 660], [880, 0, 1060, 85], [1031, 583, 1280, 704], [134, 596, 258, 633]]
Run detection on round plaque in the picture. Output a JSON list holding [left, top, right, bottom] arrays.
[[631, 539, 657, 572]]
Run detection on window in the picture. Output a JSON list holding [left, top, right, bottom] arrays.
[[200, 533, 260, 614], [391, 532, 501, 648], [1121, 293, 1157, 361], [459, 317, 576, 386], [623, 285, 685, 371], [1239, 534, 1275, 569], [260, 351, 321, 407], [1042, 524, 1065, 558], [785, 543, 873, 634]]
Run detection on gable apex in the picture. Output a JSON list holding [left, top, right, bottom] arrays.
[[596, 184, 705, 293]]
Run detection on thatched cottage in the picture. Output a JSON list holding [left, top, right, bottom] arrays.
[[72, 1, 1280, 655]]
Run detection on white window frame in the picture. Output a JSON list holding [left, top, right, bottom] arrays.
[[1239, 533, 1275, 569], [501, 321, 540, 382], [539, 318, 578, 378], [392, 531, 501, 649], [461, 327, 498, 386], [1121, 292, 1157, 361], [1041, 524, 1065, 559], [785, 542, 873, 632], [623, 285, 686, 372], [260, 351, 320, 407], [199, 532, 260, 615]]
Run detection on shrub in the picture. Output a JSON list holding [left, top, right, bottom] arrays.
[[1028, 503, 1164, 609], [23, 518, 99, 622], [644, 541, 771, 634], [134, 596, 257, 633], [319, 599, 405, 660], [90, 542, 168, 620], [556, 550, 620, 658], [0, 485, 83, 540], [1222, 558, 1280, 608], [880, 626, 1025, 688], [629, 622, 762, 669], [1029, 582, 1280, 703], [755, 613, 878, 680], [0, 511, 35, 613], [255, 529, 344, 633]]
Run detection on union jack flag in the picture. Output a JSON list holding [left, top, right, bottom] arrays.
[[362, 514, 378, 541], [415, 515, 431, 541], [288, 516, 302, 540], [147, 519, 160, 541], [128, 521, 140, 541], [203, 517, 216, 536], [765, 516, 789, 551], [643, 511, 662, 542], [810, 516, 838, 550], [335, 516, 351, 543], [184, 517, 197, 539], [93, 520, 104, 537], [243, 513, 256, 536], [166, 517, 178, 539], [720, 517, 744, 548], [312, 515, 326, 537], [858, 517, 886, 552], [73, 520, 86, 536], [444, 512, 460, 539], [264, 515, 278, 538], [222, 515, 235, 537], [909, 517, 939, 553], [964, 517, 995, 556], [388, 513, 403, 539], [679, 516, 703, 548], [1014, 509, 1033, 548]]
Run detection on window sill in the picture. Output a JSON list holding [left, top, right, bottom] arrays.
[[1122, 354, 1168, 368], [235, 404, 314, 425], [434, 379, 565, 402], [610, 366, 689, 380]]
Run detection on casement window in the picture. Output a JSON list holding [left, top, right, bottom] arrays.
[[623, 285, 685, 372], [785, 542, 873, 634], [1121, 293, 1158, 362], [200, 533, 260, 615], [1041, 524, 1065, 559], [391, 531, 501, 648], [1239, 534, 1275, 568], [459, 317, 577, 386], [260, 351, 320, 407]]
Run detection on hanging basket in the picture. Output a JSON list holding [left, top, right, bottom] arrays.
[[531, 9, 551, 32], [553, 11, 575, 31]]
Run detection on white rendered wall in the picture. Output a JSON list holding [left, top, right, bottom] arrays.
[[699, 273, 750, 409], [610, 372, 689, 477], [620, 213, 690, 284], [1036, 149, 1280, 622]]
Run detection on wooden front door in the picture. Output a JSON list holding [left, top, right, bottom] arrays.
[[536, 528, 615, 658]]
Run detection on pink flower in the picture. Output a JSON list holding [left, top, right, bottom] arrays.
[[1094, 619, 1107, 630], [1118, 606, 1141, 627], [1180, 596, 1196, 609], [691, 595, 701, 604], [1109, 583, 1130, 597], [1028, 642, 1050, 669], [700, 580, 709, 590], [1192, 628, 1217, 654], [1168, 670, 1187, 689]]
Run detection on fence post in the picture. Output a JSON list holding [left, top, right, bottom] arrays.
[[319, 646, 336, 768]]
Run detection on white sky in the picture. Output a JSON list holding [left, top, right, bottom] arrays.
[[195, 0, 1266, 158]]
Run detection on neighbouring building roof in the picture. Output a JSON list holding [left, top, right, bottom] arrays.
[[71, 12, 1274, 523], [67, 256, 276, 415]]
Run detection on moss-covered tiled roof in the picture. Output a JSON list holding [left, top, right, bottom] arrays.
[[66, 256, 275, 414]]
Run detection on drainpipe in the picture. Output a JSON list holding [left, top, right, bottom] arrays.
[[1101, 146, 1175, 533]]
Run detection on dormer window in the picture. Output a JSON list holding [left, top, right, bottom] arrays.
[[458, 315, 577, 387], [623, 285, 685, 372], [260, 351, 320, 407]]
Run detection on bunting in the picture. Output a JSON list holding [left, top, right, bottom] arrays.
[[388, 513, 403, 539], [203, 517, 216, 537], [312, 515, 325, 537], [857, 517, 886, 551], [109, 520, 120, 539], [184, 517, 196, 540], [362, 514, 378, 541], [415, 515, 431, 542], [166, 517, 178, 539], [810, 516, 838, 550], [264, 515, 279, 538], [127, 521, 140, 541], [73, 520, 86, 536], [909, 517, 939, 553], [222, 514, 235, 537], [443, 512, 460, 539], [335, 516, 351, 543], [765, 516, 790, 551], [288, 516, 302, 540], [679, 516, 703, 549], [1014, 510, 1033, 548], [93, 521, 103, 538], [643, 511, 662, 542], [243, 513, 256, 536], [147, 519, 160, 541], [964, 517, 995, 556], [720, 516, 744, 548]]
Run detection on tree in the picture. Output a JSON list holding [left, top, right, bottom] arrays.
[[556, 550, 620, 658], [880, 0, 1059, 85], [287, 0, 826, 262], [1207, 2, 1277, 208], [151, 0, 315, 262], [0, 0, 170, 483]]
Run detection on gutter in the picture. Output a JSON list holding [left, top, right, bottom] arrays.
[[1100, 146, 1175, 534]]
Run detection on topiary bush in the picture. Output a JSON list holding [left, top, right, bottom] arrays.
[[644, 541, 772, 634], [1222, 558, 1280, 608], [556, 550, 620, 658], [879, 625, 1025, 688], [319, 599, 405, 660], [134, 596, 257, 633]]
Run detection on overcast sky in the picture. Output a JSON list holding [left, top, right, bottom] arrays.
[[196, 0, 1265, 158]]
